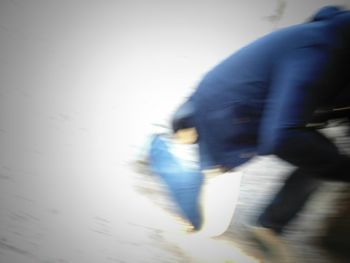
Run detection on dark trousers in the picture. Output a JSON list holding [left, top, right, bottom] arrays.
[[258, 129, 350, 234]]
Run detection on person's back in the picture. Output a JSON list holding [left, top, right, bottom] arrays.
[[189, 7, 350, 169], [193, 14, 340, 110]]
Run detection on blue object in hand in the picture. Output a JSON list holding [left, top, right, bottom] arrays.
[[148, 135, 203, 230]]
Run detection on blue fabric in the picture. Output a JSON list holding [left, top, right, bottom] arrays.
[[148, 135, 203, 229], [190, 7, 350, 169], [310, 6, 344, 21]]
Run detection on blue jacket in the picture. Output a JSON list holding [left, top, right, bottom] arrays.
[[190, 6, 350, 169]]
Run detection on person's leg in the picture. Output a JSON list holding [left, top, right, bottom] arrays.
[[257, 169, 321, 234], [258, 131, 350, 234]]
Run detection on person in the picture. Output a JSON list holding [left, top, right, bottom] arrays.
[[171, 5, 350, 260]]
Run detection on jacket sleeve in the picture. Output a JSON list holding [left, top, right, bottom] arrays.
[[257, 45, 339, 165]]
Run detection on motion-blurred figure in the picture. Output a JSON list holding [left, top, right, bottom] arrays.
[[172, 5, 350, 261]]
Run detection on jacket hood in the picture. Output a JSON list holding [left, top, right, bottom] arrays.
[[310, 6, 346, 22]]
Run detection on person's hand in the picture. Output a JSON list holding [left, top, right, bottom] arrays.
[[174, 128, 198, 144]]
